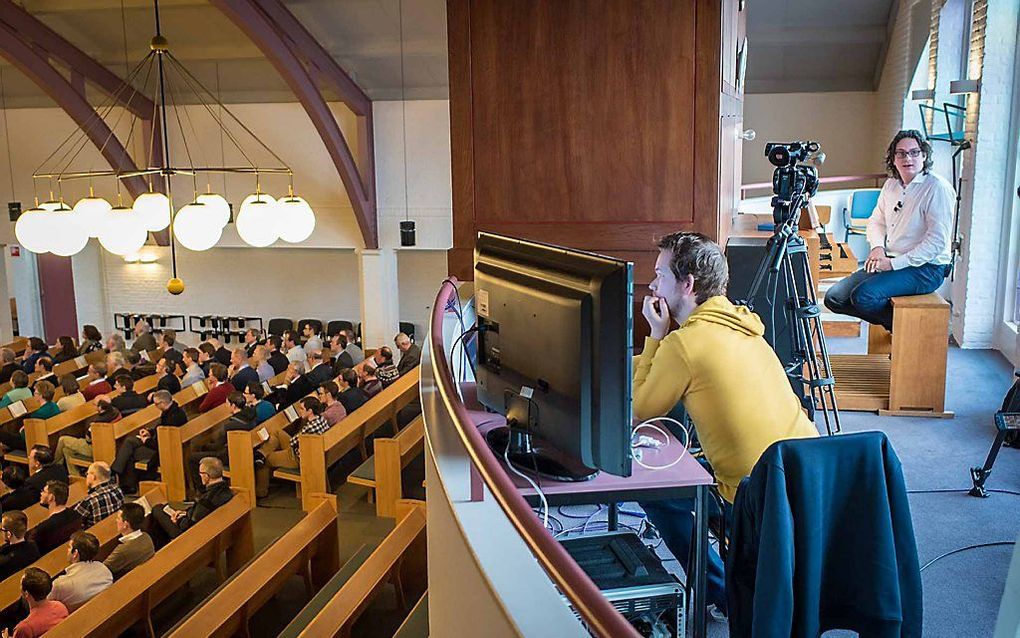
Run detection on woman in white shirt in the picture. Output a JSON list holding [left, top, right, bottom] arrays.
[[824, 129, 954, 331]]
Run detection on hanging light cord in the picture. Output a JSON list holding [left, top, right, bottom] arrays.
[[0, 67, 15, 200], [398, 0, 410, 224]]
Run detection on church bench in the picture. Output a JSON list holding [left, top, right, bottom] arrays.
[[282, 502, 426, 638], [0, 482, 167, 617], [830, 292, 952, 417], [165, 494, 339, 638], [347, 415, 425, 518], [157, 401, 236, 501], [2, 337, 28, 356], [393, 591, 428, 638], [51, 349, 106, 380], [44, 487, 255, 638], [24, 477, 88, 531], [290, 368, 420, 511], [66, 379, 210, 472]]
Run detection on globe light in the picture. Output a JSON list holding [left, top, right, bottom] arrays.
[[276, 195, 315, 243], [72, 195, 113, 238], [98, 206, 147, 256], [133, 191, 171, 232], [39, 199, 70, 212], [236, 193, 279, 247], [173, 202, 223, 251], [48, 209, 89, 256], [196, 192, 230, 227], [14, 208, 52, 254]]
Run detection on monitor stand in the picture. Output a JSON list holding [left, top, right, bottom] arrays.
[[486, 426, 598, 482]]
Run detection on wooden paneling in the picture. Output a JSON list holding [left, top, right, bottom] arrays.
[[448, 0, 740, 281]]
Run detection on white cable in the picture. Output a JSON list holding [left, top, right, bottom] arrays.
[[504, 440, 550, 531], [631, 416, 691, 471]]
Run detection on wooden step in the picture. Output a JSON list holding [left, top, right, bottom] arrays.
[[830, 354, 890, 411]]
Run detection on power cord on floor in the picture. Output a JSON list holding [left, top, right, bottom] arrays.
[[920, 541, 1016, 573], [908, 487, 1020, 497]]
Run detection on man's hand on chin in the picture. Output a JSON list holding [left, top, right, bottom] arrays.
[[642, 295, 671, 340]]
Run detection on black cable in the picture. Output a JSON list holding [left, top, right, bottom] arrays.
[[920, 541, 1015, 573], [907, 487, 1020, 497]]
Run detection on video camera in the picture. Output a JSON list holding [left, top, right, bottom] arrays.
[[765, 140, 822, 225]]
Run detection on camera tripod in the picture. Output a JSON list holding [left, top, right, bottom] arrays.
[[743, 184, 842, 436]]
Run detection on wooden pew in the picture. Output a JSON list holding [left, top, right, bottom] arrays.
[[393, 591, 428, 638], [347, 415, 425, 518], [157, 402, 236, 501], [44, 487, 255, 638], [292, 368, 420, 510], [283, 503, 426, 638], [165, 494, 340, 638], [2, 337, 28, 356], [51, 349, 106, 380], [0, 482, 168, 618], [64, 380, 210, 473]]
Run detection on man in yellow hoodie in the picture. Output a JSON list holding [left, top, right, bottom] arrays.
[[635, 231, 819, 617]]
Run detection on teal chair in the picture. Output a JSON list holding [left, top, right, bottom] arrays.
[[843, 189, 881, 240]]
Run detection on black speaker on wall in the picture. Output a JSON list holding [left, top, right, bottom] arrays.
[[400, 220, 416, 246]]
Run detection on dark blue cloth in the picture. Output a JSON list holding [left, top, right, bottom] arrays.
[[230, 366, 260, 393], [823, 263, 948, 331], [726, 432, 922, 638]]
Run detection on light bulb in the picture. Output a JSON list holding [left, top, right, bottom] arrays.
[[276, 195, 315, 243], [236, 193, 279, 247], [173, 202, 223, 251], [72, 196, 113, 238], [133, 191, 171, 232], [196, 192, 230, 227], [48, 209, 89, 256], [14, 208, 52, 254], [98, 206, 147, 255]]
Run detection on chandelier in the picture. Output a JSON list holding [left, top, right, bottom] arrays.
[[15, 0, 316, 293]]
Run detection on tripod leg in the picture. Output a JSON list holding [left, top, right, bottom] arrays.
[[970, 427, 1007, 497]]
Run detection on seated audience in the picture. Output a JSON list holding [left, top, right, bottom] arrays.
[[26, 445, 69, 496], [28, 381, 59, 419], [129, 320, 157, 354], [29, 480, 82, 554], [72, 463, 124, 529], [124, 350, 155, 380], [1, 371, 32, 408], [251, 345, 274, 383], [13, 567, 68, 636], [279, 361, 312, 408], [103, 352, 129, 384], [283, 330, 307, 367], [197, 342, 217, 376], [52, 336, 78, 364], [103, 503, 154, 580], [30, 358, 55, 388], [20, 338, 49, 375], [0, 511, 40, 580], [255, 397, 331, 497], [394, 332, 421, 375], [48, 531, 112, 612], [179, 348, 206, 388], [79, 325, 103, 355], [187, 393, 254, 492], [55, 375, 85, 412], [317, 382, 347, 426], [228, 348, 259, 391], [242, 328, 261, 358], [301, 322, 323, 355], [199, 364, 234, 413], [266, 336, 289, 375], [54, 400, 121, 476], [81, 363, 111, 401], [330, 333, 354, 373], [0, 467, 36, 511], [342, 329, 364, 365], [374, 348, 400, 388], [305, 350, 333, 387], [150, 457, 232, 547], [0, 348, 18, 384], [105, 333, 127, 356], [111, 390, 186, 494], [153, 357, 181, 396], [160, 329, 185, 365], [243, 382, 275, 424], [359, 364, 382, 398], [108, 375, 147, 416], [337, 368, 369, 414]]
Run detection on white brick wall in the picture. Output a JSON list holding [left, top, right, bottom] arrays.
[[874, 0, 923, 159]]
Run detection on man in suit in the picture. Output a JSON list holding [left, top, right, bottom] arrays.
[[25, 445, 69, 497], [153, 357, 181, 396], [337, 368, 370, 414], [109, 375, 148, 416], [330, 333, 355, 373], [160, 331, 184, 369], [197, 342, 217, 376], [111, 390, 187, 493], [125, 350, 155, 380], [150, 457, 233, 548], [129, 320, 158, 353], [228, 348, 259, 391], [0, 512, 40, 580], [0, 466, 37, 511], [186, 393, 254, 493], [305, 350, 333, 387], [279, 361, 313, 408], [104, 352, 129, 385], [243, 328, 261, 358], [28, 480, 82, 554], [103, 503, 154, 579], [266, 336, 290, 375], [180, 348, 206, 388]]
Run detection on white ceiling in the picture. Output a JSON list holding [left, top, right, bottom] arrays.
[[0, 0, 449, 108]]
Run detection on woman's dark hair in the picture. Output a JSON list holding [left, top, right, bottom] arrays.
[[57, 336, 78, 358], [884, 129, 933, 181], [82, 325, 102, 342], [59, 374, 80, 396], [28, 337, 47, 353]]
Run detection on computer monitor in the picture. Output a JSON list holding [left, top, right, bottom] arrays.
[[474, 232, 633, 480]]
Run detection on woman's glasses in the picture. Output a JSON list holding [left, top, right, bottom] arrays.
[[894, 149, 923, 159]]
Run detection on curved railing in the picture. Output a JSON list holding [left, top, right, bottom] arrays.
[[425, 278, 640, 638], [741, 172, 886, 196]]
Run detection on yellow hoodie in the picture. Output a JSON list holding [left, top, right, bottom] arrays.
[[633, 295, 818, 502]]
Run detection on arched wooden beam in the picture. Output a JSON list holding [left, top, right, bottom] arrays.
[[211, 0, 378, 248], [0, 21, 148, 200]]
